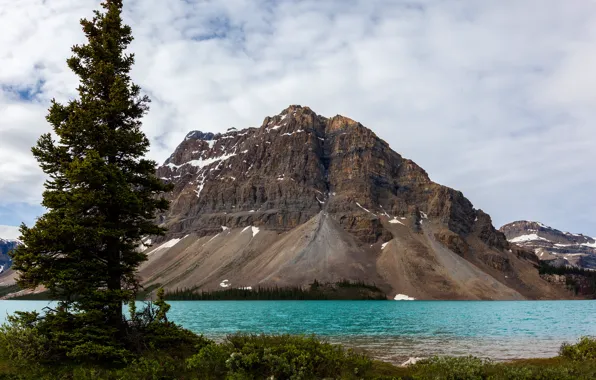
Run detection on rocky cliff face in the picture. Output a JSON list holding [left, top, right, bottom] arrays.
[[157, 105, 505, 246], [500, 221, 596, 269], [139, 106, 569, 300]]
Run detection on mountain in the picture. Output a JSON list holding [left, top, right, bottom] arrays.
[[0, 226, 19, 274], [138, 105, 568, 300], [0, 227, 20, 295], [500, 221, 596, 269], [0, 238, 17, 273]]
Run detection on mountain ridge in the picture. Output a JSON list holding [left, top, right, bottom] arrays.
[[500, 220, 596, 269], [136, 105, 569, 300], [0, 237, 19, 275]]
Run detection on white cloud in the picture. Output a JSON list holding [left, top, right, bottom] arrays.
[[1, 0, 595, 235], [0, 225, 20, 241]]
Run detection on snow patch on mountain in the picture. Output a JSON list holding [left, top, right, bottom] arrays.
[[394, 294, 416, 301], [167, 152, 238, 170], [501, 220, 596, 269], [510, 234, 550, 243], [389, 218, 405, 225]]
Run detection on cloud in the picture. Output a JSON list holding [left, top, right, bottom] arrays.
[[0, 225, 20, 241], [1, 0, 595, 235]]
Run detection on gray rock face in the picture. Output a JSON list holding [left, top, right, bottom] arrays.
[[156, 105, 508, 247], [500, 221, 596, 269], [142, 106, 570, 300]]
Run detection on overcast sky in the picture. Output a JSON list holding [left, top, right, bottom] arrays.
[[1, 0, 595, 237]]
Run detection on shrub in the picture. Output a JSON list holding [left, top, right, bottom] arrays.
[[0, 311, 49, 364], [124, 290, 211, 358], [406, 356, 596, 380], [0, 290, 202, 366], [186, 334, 373, 380], [494, 363, 578, 380], [560, 337, 596, 361], [410, 356, 489, 380], [186, 343, 229, 379]]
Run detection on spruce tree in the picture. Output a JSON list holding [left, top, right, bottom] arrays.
[[11, 0, 171, 358]]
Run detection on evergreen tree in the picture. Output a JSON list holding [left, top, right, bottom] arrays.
[[11, 0, 171, 359]]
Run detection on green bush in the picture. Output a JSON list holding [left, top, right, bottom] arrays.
[[0, 307, 133, 365], [186, 343, 229, 379], [410, 356, 490, 380], [186, 334, 372, 380], [405, 355, 596, 380], [3, 332, 596, 379], [493, 363, 578, 380], [0, 292, 202, 366], [560, 337, 596, 361], [0, 312, 49, 363]]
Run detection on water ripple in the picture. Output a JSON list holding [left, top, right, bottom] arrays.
[[1, 300, 595, 363]]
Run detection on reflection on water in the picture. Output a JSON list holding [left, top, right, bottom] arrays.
[[1, 300, 594, 364]]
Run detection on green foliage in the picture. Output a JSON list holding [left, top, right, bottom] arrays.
[[335, 279, 382, 291], [410, 356, 490, 380], [123, 289, 208, 357], [0, 291, 201, 365], [538, 262, 595, 277], [538, 262, 596, 296], [0, 307, 130, 364], [187, 334, 373, 380], [560, 337, 596, 361], [0, 312, 49, 363], [0, 355, 189, 380], [6, 0, 173, 365], [186, 343, 229, 379], [165, 280, 387, 301], [2, 336, 596, 379], [402, 352, 596, 380], [154, 288, 170, 322]]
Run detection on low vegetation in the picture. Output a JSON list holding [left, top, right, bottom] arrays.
[[0, 320, 595, 379], [165, 280, 387, 301]]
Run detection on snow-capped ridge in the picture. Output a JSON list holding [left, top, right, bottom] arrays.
[[500, 220, 596, 270]]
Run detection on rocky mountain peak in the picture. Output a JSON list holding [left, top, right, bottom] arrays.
[[185, 131, 217, 141], [500, 221, 596, 269], [137, 106, 570, 300], [156, 105, 506, 249]]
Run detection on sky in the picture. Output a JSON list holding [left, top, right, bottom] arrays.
[[0, 0, 595, 237]]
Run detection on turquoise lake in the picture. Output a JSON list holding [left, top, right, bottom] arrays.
[[1, 300, 594, 363]]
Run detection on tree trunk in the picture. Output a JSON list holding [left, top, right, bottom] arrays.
[[106, 239, 123, 330]]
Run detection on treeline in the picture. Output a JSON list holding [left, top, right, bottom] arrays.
[[539, 262, 596, 297], [0, 285, 20, 298], [330, 279, 382, 291], [539, 261, 596, 276], [164, 280, 387, 301]]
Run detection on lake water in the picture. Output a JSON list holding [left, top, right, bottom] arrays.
[[1, 300, 595, 363]]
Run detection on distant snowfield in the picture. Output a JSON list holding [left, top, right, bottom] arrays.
[[0, 225, 20, 240], [389, 217, 404, 225], [394, 294, 416, 301], [510, 234, 549, 243], [147, 237, 183, 255]]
